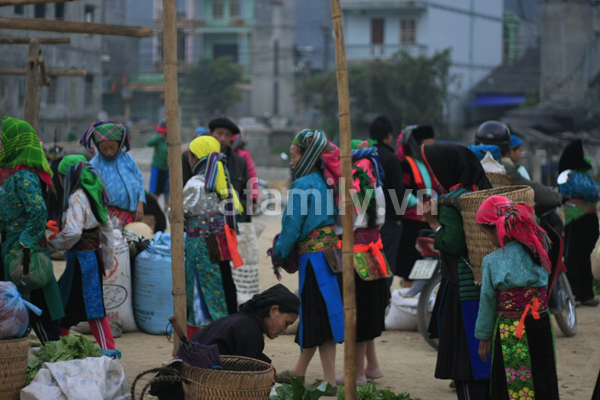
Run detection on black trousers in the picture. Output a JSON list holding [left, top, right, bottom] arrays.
[[219, 261, 238, 315], [565, 214, 599, 302]]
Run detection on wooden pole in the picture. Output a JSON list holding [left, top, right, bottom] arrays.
[[23, 38, 41, 130], [0, 37, 70, 44], [162, 0, 186, 354], [0, 0, 77, 5], [0, 16, 153, 38], [330, 0, 357, 398], [0, 68, 86, 76]]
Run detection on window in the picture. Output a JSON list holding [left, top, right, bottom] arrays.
[[47, 79, 58, 104], [213, 0, 224, 19], [34, 4, 46, 18], [85, 5, 94, 23], [177, 29, 185, 61], [14, 5, 24, 15], [84, 75, 94, 106], [18, 79, 26, 106], [55, 3, 65, 20], [371, 19, 384, 44], [400, 18, 417, 45], [230, 0, 240, 18]]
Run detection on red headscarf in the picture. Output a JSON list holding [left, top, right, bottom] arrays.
[[476, 196, 551, 272]]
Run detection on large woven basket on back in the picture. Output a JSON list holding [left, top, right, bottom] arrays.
[[0, 337, 29, 400], [132, 355, 274, 400], [458, 185, 534, 285], [485, 172, 513, 188]]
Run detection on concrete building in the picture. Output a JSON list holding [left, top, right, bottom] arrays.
[[503, 0, 540, 64], [0, 1, 104, 142], [340, 0, 504, 125], [295, 0, 335, 73]]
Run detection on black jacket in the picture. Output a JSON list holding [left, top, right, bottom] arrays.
[[375, 142, 405, 221], [224, 146, 251, 223]]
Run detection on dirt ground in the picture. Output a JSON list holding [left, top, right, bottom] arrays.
[[50, 214, 600, 399]]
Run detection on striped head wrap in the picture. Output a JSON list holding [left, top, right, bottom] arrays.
[[231, 131, 245, 151], [351, 140, 384, 188], [80, 121, 130, 158], [477, 196, 551, 272]]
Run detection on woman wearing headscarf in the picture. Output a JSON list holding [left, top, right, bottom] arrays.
[[181, 135, 243, 339], [48, 155, 116, 350], [396, 125, 437, 287], [422, 143, 493, 400], [558, 139, 600, 307], [334, 140, 390, 386], [80, 121, 146, 227], [0, 117, 64, 341], [271, 129, 342, 396]]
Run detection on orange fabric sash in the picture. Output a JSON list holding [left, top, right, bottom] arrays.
[[337, 238, 387, 276], [405, 156, 424, 188], [516, 297, 541, 339], [224, 224, 244, 268]]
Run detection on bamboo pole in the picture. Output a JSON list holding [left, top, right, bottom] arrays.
[[162, 0, 186, 354], [0, 68, 86, 76], [330, 0, 357, 398], [23, 38, 40, 130], [0, 0, 77, 5], [0, 37, 70, 44], [0, 16, 153, 38]]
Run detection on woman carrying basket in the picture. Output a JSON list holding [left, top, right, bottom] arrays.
[[475, 195, 559, 400], [422, 143, 493, 400], [271, 129, 342, 396], [0, 117, 65, 341]]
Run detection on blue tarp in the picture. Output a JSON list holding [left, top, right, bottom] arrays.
[[466, 94, 526, 108]]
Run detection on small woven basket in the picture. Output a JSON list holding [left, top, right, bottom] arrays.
[[0, 336, 30, 400], [458, 185, 534, 285], [485, 172, 513, 188]]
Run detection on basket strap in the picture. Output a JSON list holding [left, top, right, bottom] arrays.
[[141, 374, 187, 400], [131, 367, 184, 400], [439, 198, 460, 205]]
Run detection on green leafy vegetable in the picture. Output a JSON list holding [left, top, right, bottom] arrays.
[[26, 335, 102, 384]]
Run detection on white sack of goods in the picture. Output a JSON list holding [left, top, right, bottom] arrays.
[[385, 288, 419, 331], [231, 222, 261, 306]]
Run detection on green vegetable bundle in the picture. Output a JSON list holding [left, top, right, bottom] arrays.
[[26, 335, 102, 384]]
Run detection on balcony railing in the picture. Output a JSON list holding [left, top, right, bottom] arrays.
[[345, 43, 427, 60], [340, 0, 426, 10]]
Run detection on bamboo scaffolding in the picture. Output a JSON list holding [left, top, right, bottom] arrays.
[[0, 37, 70, 44], [330, 0, 357, 398], [0, 68, 86, 76], [0, 0, 77, 5], [161, 0, 186, 354], [0, 16, 152, 38]]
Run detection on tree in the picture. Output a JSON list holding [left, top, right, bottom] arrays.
[[297, 49, 453, 138], [187, 56, 244, 118]]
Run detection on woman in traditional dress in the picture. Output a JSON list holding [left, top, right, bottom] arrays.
[[395, 125, 437, 287], [558, 139, 600, 306], [422, 143, 492, 400], [271, 129, 342, 396], [475, 195, 559, 400], [0, 117, 65, 341], [182, 135, 243, 339], [335, 140, 390, 386], [48, 155, 116, 350], [80, 121, 146, 227]]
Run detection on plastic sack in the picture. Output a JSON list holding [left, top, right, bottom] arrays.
[[231, 222, 261, 306], [102, 229, 137, 332], [0, 281, 42, 340], [21, 356, 129, 400], [133, 232, 174, 335], [480, 152, 506, 174], [385, 288, 419, 331]]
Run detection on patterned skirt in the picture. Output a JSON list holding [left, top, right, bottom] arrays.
[[491, 287, 559, 400]]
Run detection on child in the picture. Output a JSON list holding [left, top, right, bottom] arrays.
[[475, 196, 559, 400], [80, 121, 146, 228], [147, 120, 169, 211], [48, 155, 116, 350]]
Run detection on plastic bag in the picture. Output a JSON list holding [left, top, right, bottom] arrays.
[[8, 245, 53, 290], [0, 281, 42, 340]]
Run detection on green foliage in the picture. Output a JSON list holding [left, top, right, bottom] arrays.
[[270, 377, 420, 400], [297, 50, 453, 139], [187, 56, 244, 117], [522, 89, 540, 107], [26, 335, 102, 384]]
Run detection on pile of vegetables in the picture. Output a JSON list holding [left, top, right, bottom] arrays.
[[270, 376, 421, 400], [27, 335, 102, 384]]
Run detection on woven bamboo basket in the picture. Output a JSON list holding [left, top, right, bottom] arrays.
[[0, 337, 30, 400], [485, 172, 513, 188], [458, 185, 534, 285]]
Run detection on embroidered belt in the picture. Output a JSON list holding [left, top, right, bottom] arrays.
[[71, 228, 99, 252], [297, 225, 342, 273], [186, 213, 242, 268], [186, 213, 225, 238], [497, 287, 548, 339], [337, 227, 389, 279]]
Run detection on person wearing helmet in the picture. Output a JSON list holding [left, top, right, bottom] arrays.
[[475, 121, 564, 207], [147, 120, 170, 211]]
